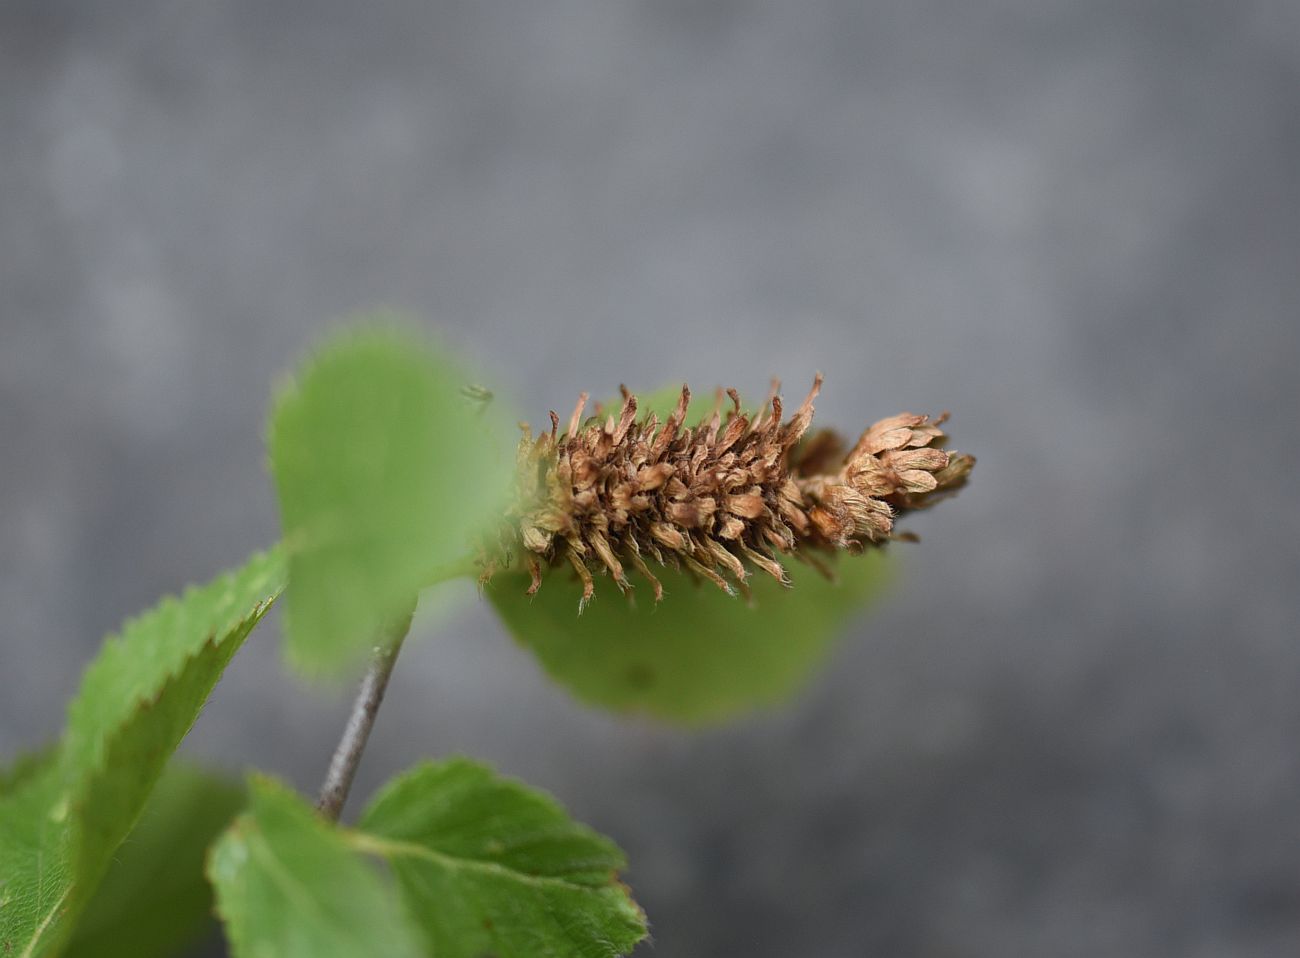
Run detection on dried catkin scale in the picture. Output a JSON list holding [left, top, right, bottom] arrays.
[[482, 377, 974, 608]]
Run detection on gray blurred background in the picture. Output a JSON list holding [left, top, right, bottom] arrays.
[[3, 1, 1299, 955]]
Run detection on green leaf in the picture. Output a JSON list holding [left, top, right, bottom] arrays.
[[208, 762, 646, 958], [0, 549, 283, 958], [62, 763, 245, 958], [358, 758, 646, 958], [487, 383, 889, 724], [269, 325, 513, 676], [0, 755, 68, 958], [488, 553, 886, 724], [0, 747, 58, 798], [207, 777, 423, 958]]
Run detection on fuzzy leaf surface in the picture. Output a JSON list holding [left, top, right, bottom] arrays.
[[62, 763, 244, 958], [358, 758, 647, 958], [0, 549, 283, 958], [269, 327, 512, 676], [488, 384, 888, 724], [207, 777, 423, 958]]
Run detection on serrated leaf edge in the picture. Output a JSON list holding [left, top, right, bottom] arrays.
[[14, 551, 284, 958], [62, 550, 283, 776], [65, 553, 282, 828]]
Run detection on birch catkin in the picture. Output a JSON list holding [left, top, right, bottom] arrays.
[[485, 377, 973, 606]]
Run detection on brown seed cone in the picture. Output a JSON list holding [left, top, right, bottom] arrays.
[[483, 377, 973, 608]]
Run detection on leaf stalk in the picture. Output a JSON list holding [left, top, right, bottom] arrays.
[[316, 603, 415, 821]]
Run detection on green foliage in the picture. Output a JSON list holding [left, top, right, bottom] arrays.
[[359, 758, 647, 958], [0, 549, 283, 958], [208, 761, 646, 958], [0, 755, 68, 958], [489, 553, 886, 723], [0, 747, 58, 798], [2, 346, 907, 958], [269, 325, 513, 677], [62, 763, 245, 958], [208, 776, 423, 958], [488, 383, 889, 723]]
